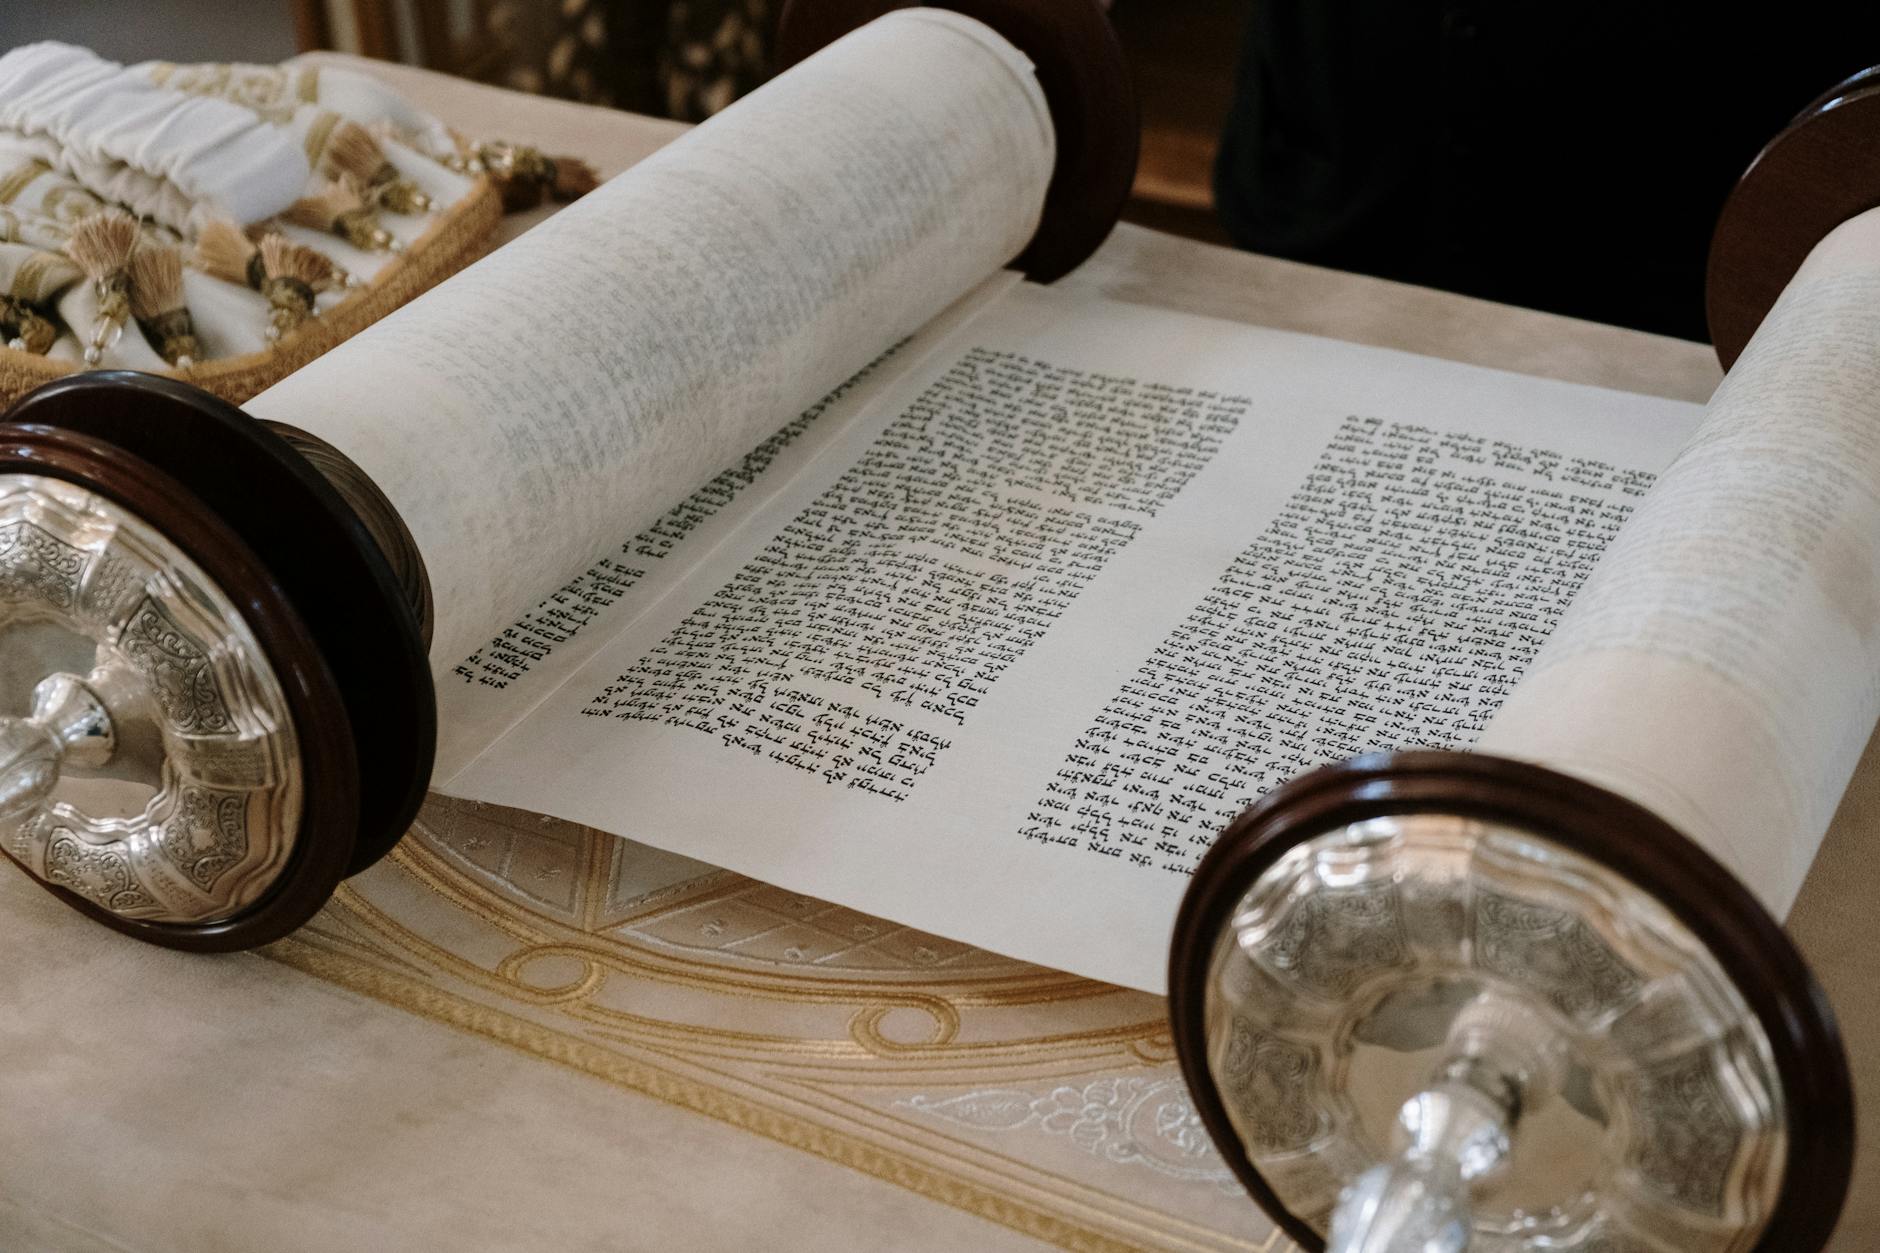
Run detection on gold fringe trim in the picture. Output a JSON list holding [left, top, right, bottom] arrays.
[[0, 176, 502, 406]]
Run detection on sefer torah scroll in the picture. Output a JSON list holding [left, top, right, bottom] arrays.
[[0, 5, 1877, 1250]]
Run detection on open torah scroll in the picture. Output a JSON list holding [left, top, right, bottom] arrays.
[[246, 11, 1880, 995]]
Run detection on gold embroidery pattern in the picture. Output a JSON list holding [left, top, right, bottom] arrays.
[[271, 795, 1284, 1251], [0, 161, 47, 206], [9, 250, 80, 303], [148, 61, 301, 125], [899, 1078, 1237, 1185]]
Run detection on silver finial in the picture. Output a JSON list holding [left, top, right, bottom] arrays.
[[1331, 1160, 1468, 1253], [1327, 999, 1563, 1252], [0, 673, 116, 819], [1199, 813, 1786, 1252], [0, 475, 303, 924]]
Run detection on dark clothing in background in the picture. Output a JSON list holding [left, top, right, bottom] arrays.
[[1214, 4, 1880, 340]]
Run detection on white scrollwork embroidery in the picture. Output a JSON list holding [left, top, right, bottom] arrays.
[[899, 1076, 1237, 1187]]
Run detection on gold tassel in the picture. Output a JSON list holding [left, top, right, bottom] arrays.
[[127, 244, 200, 368], [0, 294, 57, 355], [257, 233, 341, 340], [284, 177, 399, 253], [193, 218, 266, 289], [323, 120, 433, 215], [551, 155, 600, 202], [476, 142, 600, 212], [194, 220, 349, 338], [64, 209, 139, 364]]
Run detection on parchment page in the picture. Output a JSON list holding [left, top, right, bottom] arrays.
[[449, 284, 1704, 992], [433, 274, 1020, 776], [1479, 206, 1880, 917], [243, 11, 1053, 774]]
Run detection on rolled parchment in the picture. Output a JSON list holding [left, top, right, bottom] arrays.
[[1479, 205, 1880, 918], [246, 11, 1054, 700]]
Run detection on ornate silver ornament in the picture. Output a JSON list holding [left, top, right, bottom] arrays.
[[0, 474, 302, 923], [1201, 813, 1786, 1253]]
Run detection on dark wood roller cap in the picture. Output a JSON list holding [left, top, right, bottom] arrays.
[[0, 418, 361, 948], [1708, 65, 1880, 370], [1, 373, 435, 937]]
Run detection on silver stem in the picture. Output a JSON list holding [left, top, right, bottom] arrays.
[[1327, 997, 1562, 1253], [0, 673, 117, 820]]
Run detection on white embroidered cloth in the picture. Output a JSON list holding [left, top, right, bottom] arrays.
[[0, 41, 309, 233]]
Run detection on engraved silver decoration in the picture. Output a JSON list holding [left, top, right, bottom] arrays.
[[0, 475, 301, 923], [1203, 814, 1784, 1252]]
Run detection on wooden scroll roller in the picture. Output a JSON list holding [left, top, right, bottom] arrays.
[[1172, 74, 1880, 1253], [0, 0, 1136, 951], [775, 0, 1139, 284], [0, 374, 436, 949], [1708, 65, 1880, 369]]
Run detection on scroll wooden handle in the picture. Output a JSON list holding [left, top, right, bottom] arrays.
[[774, 0, 1140, 283], [1707, 65, 1880, 369]]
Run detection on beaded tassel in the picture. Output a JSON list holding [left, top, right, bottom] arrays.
[[255, 233, 342, 339], [285, 177, 399, 253], [323, 119, 433, 215], [64, 209, 139, 364], [128, 244, 201, 367], [194, 219, 344, 339], [476, 141, 600, 212], [0, 294, 56, 354]]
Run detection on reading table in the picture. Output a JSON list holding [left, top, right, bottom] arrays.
[[0, 54, 1868, 1253]]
